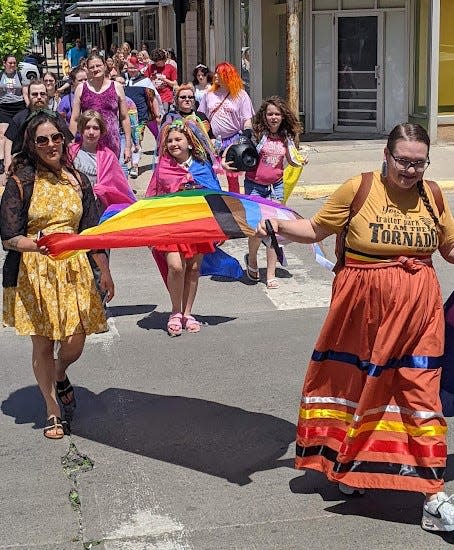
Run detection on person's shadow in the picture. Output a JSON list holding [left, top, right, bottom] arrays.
[[2, 385, 295, 486], [289, 460, 454, 543]]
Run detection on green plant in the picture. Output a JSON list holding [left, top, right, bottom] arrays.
[[0, 0, 31, 63], [27, 0, 63, 44]]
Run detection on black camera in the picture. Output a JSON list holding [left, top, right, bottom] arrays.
[[225, 136, 259, 172]]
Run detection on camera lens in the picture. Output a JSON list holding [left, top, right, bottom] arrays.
[[242, 153, 256, 168]]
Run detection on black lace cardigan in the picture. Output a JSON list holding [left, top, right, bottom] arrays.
[[0, 163, 104, 288]]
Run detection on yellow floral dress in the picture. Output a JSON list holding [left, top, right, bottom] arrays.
[[3, 170, 107, 339]]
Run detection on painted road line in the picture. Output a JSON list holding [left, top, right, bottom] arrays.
[[104, 509, 191, 550], [291, 179, 454, 199], [86, 316, 120, 352], [219, 240, 333, 310], [262, 247, 332, 310]]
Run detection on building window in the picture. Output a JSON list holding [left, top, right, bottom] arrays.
[[142, 10, 157, 51], [413, 0, 429, 116], [439, 0, 454, 113]]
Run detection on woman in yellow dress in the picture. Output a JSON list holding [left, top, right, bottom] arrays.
[[0, 110, 114, 439]]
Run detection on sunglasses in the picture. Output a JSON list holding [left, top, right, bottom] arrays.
[[179, 95, 194, 100], [35, 132, 64, 147], [30, 92, 47, 97]]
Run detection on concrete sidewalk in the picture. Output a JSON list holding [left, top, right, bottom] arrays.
[[131, 131, 454, 200], [295, 137, 454, 198]]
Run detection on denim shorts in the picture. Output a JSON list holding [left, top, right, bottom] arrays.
[[244, 179, 284, 202]]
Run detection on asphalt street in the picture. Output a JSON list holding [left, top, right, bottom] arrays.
[[1, 192, 454, 550]]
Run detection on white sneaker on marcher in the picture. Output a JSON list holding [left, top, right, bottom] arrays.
[[338, 482, 365, 496], [422, 492, 454, 532], [129, 167, 138, 179]]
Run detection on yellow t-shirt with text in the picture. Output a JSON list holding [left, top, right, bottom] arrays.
[[313, 171, 454, 257]]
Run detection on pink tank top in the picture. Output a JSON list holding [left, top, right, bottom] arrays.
[[80, 81, 121, 158]]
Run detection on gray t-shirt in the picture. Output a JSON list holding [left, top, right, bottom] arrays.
[[73, 148, 97, 188], [0, 72, 23, 104]]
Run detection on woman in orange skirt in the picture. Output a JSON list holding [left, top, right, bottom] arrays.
[[257, 123, 454, 532]]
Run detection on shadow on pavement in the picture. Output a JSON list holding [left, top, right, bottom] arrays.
[[2, 386, 295, 486], [137, 311, 236, 333], [289, 462, 454, 540], [107, 304, 157, 317]]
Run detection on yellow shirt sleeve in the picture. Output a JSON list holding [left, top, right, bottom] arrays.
[[312, 174, 363, 235]]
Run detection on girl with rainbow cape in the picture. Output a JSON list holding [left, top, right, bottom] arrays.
[[145, 117, 239, 336]]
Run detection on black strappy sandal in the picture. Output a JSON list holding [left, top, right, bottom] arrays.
[[43, 416, 65, 440], [56, 375, 76, 407], [56, 375, 76, 424]]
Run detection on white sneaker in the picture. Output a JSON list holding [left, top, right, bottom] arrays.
[[129, 167, 138, 179], [338, 482, 365, 496], [422, 492, 454, 532]]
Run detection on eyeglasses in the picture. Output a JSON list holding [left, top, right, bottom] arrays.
[[35, 132, 64, 147], [179, 95, 194, 100], [30, 92, 47, 97], [43, 79, 55, 83], [389, 152, 430, 172]]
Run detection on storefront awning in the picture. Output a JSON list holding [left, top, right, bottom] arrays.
[[65, 14, 101, 24], [66, 0, 160, 19]]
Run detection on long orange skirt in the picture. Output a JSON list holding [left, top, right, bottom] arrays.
[[296, 261, 447, 493]]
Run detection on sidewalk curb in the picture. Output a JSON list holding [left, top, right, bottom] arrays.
[[292, 180, 454, 199]]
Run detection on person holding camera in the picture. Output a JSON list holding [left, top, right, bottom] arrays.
[[198, 61, 254, 193], [236, 96, 304, 288]]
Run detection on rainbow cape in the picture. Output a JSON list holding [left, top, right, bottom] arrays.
[[39, 189, 301, 260]]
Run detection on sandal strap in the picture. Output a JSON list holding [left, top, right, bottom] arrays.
[[184, 315, 199, 321], [167, 312, 183, 336], [44, 416, 64, 431], [183, 315, 201, 331], [244, 254, 259, 273], [56, 376, 73, 397]]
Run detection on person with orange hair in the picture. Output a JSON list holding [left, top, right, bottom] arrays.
[[198, 61, 254, 193]]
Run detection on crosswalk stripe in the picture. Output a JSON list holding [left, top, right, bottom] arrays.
[[222, 241, 333, 310]]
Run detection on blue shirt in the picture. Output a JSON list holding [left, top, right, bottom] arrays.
[[67, 46, 87, 68]]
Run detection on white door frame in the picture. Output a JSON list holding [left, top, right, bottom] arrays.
[[334, 11, 384, 133]]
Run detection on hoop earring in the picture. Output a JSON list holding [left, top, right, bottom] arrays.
[[188, 145, 192, 150], [381, 158, 388, 178]]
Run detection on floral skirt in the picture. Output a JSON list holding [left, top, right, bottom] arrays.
[[3, 251, 107, 340]]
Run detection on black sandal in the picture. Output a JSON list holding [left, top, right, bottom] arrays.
[[43, 416, 65, 439], [56, 375, 76, 407]]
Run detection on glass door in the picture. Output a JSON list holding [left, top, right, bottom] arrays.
[[335, 15, 383, 132]]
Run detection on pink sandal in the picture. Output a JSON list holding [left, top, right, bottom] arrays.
[[167, 312, 183, 337], [183, 315, 201, 333]]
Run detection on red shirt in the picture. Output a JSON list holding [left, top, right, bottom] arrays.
[[145, 63, 177, 103]]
